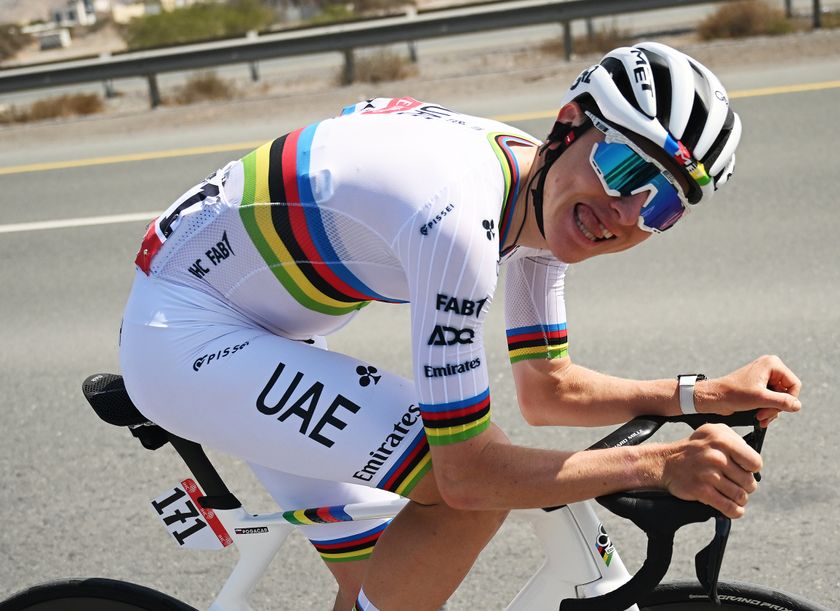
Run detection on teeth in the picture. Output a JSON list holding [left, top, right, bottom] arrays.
[[575, 213, 597, 241], [575, 206, 613, 242]]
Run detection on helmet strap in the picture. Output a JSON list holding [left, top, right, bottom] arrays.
[[531, 120, 593, 238]]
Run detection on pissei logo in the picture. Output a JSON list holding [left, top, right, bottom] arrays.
[[193, 341, 249, 371]]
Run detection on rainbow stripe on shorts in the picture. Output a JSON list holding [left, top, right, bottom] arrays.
[[376, 429, 432, 496], [310, 522, 388, 563]]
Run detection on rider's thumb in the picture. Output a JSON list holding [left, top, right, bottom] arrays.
[[759, 388, 801, 412]]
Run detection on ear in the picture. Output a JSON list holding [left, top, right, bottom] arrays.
[[555, 102, 586, 126], [545, 102, 587, 151]]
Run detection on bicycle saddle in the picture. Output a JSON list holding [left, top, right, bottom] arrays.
[[82, 373, 169, 450]]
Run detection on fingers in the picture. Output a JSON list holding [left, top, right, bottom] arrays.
[[764, 356, 802, 397], [758, 355, 802, 409], [756, 407, 779, 428], [666, 425, 762, 519], [689, 464, 755, 519], [702, 486, 748, 519], [706, 435, 760, 517], [711, 355, 803, 417], [713, 425, 762, 473], [758, 387, 801, 413]]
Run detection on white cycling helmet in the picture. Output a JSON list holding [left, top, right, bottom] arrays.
[[555, 41, 742, 205]]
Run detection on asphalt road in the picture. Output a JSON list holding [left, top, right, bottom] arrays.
[[1, 58, 839, 609]]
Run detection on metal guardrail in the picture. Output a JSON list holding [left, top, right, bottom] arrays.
[[0, 0, 735, 105]]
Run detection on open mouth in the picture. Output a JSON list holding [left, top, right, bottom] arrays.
[[574, 204, 615, 243]]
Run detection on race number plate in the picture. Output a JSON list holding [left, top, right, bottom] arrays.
[[151, 479, 233, 549]]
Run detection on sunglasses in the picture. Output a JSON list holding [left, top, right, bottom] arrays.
[[588, 120, 690, 233]]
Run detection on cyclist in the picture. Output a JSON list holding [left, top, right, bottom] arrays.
[[119, 42, 802, 611]]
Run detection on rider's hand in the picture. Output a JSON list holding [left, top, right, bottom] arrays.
[[696, 355, 802, 428], [661, 424, 761, 519]]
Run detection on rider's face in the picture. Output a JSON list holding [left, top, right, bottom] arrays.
[[541, 127, 653, 264]]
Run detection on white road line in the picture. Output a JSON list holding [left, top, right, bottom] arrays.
[[0, 211, 159, 234]]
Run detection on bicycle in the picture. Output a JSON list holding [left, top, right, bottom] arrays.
[[0, 373, 828, 611]]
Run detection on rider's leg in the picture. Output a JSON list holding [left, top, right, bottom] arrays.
[[249, 465, 397, 609], [358, 425, 510, 611], [120, 281, 507, 610], [329, 562, 366, 610]]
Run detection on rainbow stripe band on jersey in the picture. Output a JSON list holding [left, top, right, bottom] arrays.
[[488, 132, 539, 257], [507, 323, 569, 363], [238, 124, 407, 316], [310, 522, 388, 563], [375, 428, 432, 496], [419, 389, 491, 446]]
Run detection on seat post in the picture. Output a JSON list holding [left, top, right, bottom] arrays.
[[166, 434, 242, 510]]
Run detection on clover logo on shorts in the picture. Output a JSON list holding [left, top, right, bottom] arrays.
[[482, 219, 495, 241], [356, 365, 381, 387]]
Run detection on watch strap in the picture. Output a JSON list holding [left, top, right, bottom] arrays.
[[678, 374, 706, 415]]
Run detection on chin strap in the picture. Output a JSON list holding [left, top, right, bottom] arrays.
[[532, 120, 593, 238]]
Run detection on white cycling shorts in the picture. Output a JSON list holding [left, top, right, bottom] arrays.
[[119, 271, 431, 561]]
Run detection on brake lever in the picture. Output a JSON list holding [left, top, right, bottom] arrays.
[[743, 419, 768, 482], [695, 515, 731, 605], [693, 415, 767, 602]]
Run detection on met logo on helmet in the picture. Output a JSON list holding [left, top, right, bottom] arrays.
[[629, 48, 653, 98]]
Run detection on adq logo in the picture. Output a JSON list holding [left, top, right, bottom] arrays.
[[427, 325, 475, 346]]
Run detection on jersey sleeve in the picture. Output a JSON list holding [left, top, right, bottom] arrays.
[[504, 253, 569, 363], [394, 180, 500, 447]]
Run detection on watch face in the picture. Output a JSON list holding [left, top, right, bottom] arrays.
[[678, 374, 706, 382]]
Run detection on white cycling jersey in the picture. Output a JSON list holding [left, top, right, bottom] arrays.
[[120, 97, 570, 558]]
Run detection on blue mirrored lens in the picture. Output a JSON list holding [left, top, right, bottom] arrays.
[[638, 173, 685, 231], [591, 141, 685, 231]]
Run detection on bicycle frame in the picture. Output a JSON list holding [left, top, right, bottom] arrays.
[[151, 479, 638, 611], [81, 375, 824, 611]]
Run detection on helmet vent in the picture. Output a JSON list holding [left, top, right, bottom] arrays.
[[681, 92, 708, 153], [600, 57, 642, 115], [646, 55, 673, 130], [702, 107, 735, 170]]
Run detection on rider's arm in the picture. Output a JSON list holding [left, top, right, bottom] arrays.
[[513, 355, 684, 426], [429, 415, 761, 519], [396, 195, 769, 519], [512, 350, 801, 428], [503, 255, 801, 428]]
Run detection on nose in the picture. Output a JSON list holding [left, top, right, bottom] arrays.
[[609, 191, 648, 226]]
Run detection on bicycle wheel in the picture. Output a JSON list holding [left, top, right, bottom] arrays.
[[639, 581, 830, 611], [0, 578, 198, 611]]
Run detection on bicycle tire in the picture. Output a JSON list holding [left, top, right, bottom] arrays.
[[639, 580, 830, 611], [0, 578, 198, 611]]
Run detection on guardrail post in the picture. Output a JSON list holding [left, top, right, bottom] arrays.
[[784, 0, 792, 18], [246, 30, 260, 80], [586, 17, 594, 40], [563, 20, 573, 61], [102, 79, 116, 98], [406, 6, 418, 63], [342, 49, 355, 85], [813, 0, 822, 27], [147, 73, 161, 108]]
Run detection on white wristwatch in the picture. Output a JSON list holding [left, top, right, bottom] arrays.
[[677, 374, 706, 415]]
